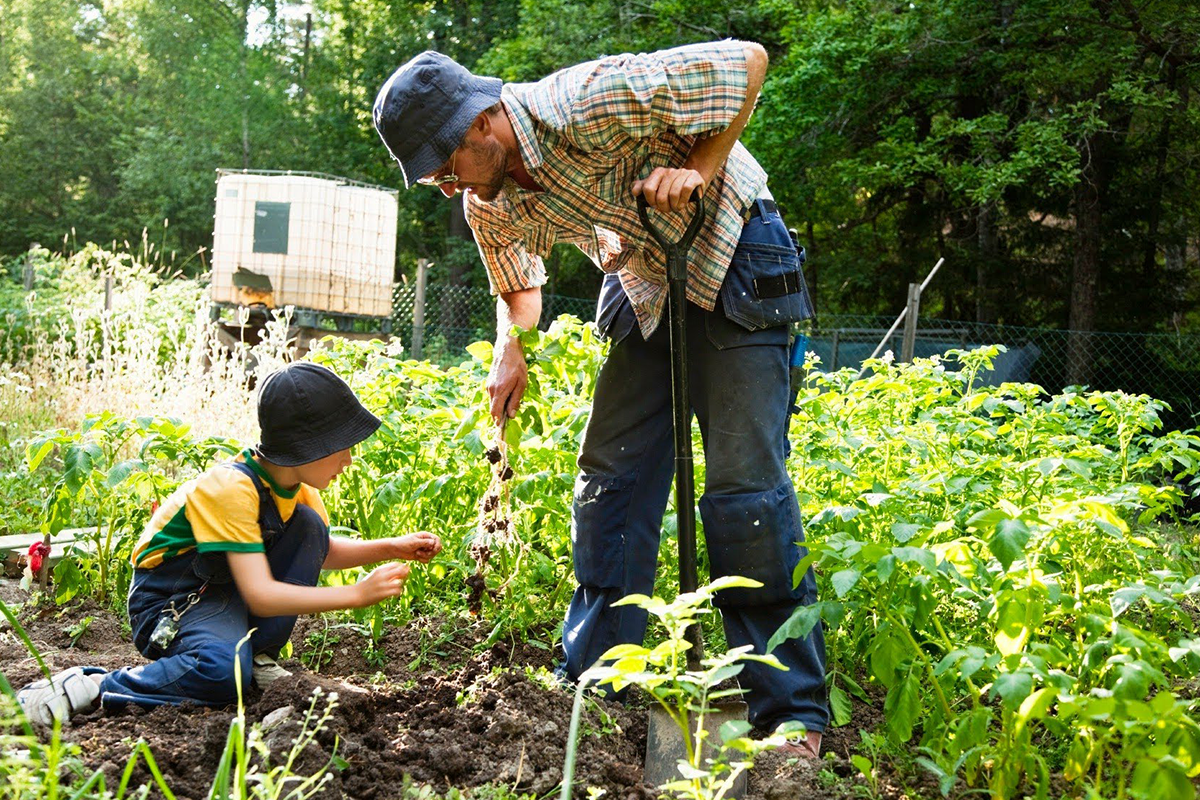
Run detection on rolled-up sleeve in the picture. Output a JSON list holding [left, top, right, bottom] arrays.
[[465, 196, 548, 294], [556, 40, 749, 150]]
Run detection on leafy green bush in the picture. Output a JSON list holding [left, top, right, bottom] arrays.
[[777, 346, 1200, 799]]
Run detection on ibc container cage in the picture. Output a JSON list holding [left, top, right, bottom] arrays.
[[210, 170, 399, 322]]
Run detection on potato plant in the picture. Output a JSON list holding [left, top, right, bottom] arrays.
[[775, 346, 1200, 799], [11, 317, 1200, 799]]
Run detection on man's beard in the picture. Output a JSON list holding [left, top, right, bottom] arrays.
[[464, 137, 508, 202]]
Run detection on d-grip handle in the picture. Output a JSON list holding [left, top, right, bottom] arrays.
[[636, 193, 707, 272]]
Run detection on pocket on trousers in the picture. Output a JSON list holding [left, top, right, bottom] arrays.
[[700, 483, 809, 607], [595, 273, 637, 345], [719, 241, 814, 333], [572, 472, 636, 588], [705, 300, 791, 350], [193, 551, 234, 585]]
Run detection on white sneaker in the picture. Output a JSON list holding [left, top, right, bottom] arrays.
[[17, 667, 101, 725], [252, 653, 292, 689]]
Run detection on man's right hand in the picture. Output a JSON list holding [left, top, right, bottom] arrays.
[[487, 337, 528, 422], [356, 562, 410, 607]]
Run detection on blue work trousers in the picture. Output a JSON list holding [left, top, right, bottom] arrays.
[[98, 503, 329, 709], [563, 201, 829, 733]]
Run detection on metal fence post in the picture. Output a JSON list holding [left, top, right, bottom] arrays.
[[412, 259, 429, 360], [901, 282, 920, 363]]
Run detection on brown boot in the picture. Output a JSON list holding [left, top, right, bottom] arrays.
[[777, 731, 822, 759]]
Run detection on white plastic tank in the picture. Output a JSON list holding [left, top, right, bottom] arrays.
[[210, 170, 399, 318]]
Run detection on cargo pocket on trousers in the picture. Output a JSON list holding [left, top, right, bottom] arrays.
[[719, 241, 814, 332], [700, 483, 808, 608], [572, 471, 637, 588]]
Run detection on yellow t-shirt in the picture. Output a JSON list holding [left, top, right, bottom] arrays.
[[130, 449, 328, 569]]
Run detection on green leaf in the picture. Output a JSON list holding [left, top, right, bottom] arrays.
[[62, 442, 96, 495], [53, 558, 84, 604], [1062, 458, 1094, 479], [992, 671, 1033, 712], [876, 553, 897, 583], [870, 628, 906, 687], [883, 668, 920, 742], [105, 458, 145, 488], [830, 568, 861, 598], [707, 575, 764, 593], [767, 602, 823, 653], [1014, 688, 1057, 736], [1131, 760, 1193, 800], [465, 341, 492, 363], [988, 518, 1030, 571], [891, 522, 920, 543], [1111, 586, 1146, 618], [1112, 661, 1152, 700], [673, 760, 710, 780], [966, 508, 1007, 531], [503, 416, 523, 450], [829, 684, 853, 727], [994, 597, 1036, 656], [26, 437, 56, 471], [718, 720, 752, 743], [892, 546, 936, 571]]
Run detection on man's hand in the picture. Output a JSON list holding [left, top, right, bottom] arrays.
[[487, 338, 528, 422], [632, 167, 705, 213], [392, 532, 443, 563], [355, 562, 411, 607]]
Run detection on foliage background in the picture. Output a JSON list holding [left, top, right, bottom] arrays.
[[1, 0, 1197, 337]]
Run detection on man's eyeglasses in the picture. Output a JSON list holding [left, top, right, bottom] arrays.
[[417, 152, 457, 187]]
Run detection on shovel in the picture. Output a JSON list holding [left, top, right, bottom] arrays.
[[636, 194, 749, 797]]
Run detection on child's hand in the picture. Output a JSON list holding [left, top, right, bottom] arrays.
[[394, 532, 443, 563], [356, 562, 411, 607]]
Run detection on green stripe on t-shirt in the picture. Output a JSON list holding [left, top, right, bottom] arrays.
[[135, 507, 197, 567], [195, 541, 265, 553]]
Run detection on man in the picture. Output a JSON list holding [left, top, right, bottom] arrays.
[[373, 41, 827, 756]]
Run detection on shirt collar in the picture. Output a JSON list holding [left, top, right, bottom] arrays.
[[500, 89, 543, 173], [243, 448, 300, 499]]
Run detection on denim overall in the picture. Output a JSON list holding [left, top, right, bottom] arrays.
[[98, 462, 329, 709], [563, 199, 829, 733]]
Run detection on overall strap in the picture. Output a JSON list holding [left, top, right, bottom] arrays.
[[228, 459, 287, 540]]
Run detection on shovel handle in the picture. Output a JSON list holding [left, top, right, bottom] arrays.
[[637, 194, 707, 278]]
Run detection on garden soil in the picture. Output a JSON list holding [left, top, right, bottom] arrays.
[[0, 592, 911, 800]]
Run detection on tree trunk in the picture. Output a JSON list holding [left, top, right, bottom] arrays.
[[1066, 138, 1102, 386], [976, 200, 998, 324], [239, 0, 250, 169]]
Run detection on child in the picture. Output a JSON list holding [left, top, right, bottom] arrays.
[[17, 362, 441, 724]]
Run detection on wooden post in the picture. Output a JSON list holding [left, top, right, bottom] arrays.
[[830, 329, 841, 371], [104, 276, 114, 311], [901, 282, 921, 363], [412, 259, 429, 360], [38, 531, 50, 592], [23, 263, 33, 291]]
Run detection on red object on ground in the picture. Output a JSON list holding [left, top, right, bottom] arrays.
[[27, 541, 50, 575]]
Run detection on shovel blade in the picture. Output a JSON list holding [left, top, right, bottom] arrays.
[[643, 701, 749, 798]]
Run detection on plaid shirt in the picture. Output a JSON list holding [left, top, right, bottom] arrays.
[[464, 41, 768, 338]]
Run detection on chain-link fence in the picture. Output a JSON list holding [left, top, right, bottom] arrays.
[[392, 281, 1200, 428], [391, 281, 595, 363]]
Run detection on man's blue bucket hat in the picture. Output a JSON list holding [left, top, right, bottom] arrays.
[[372, 51, 503, 189]]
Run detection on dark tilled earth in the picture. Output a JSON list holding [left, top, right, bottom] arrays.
[[0, 587, 911, 800]]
